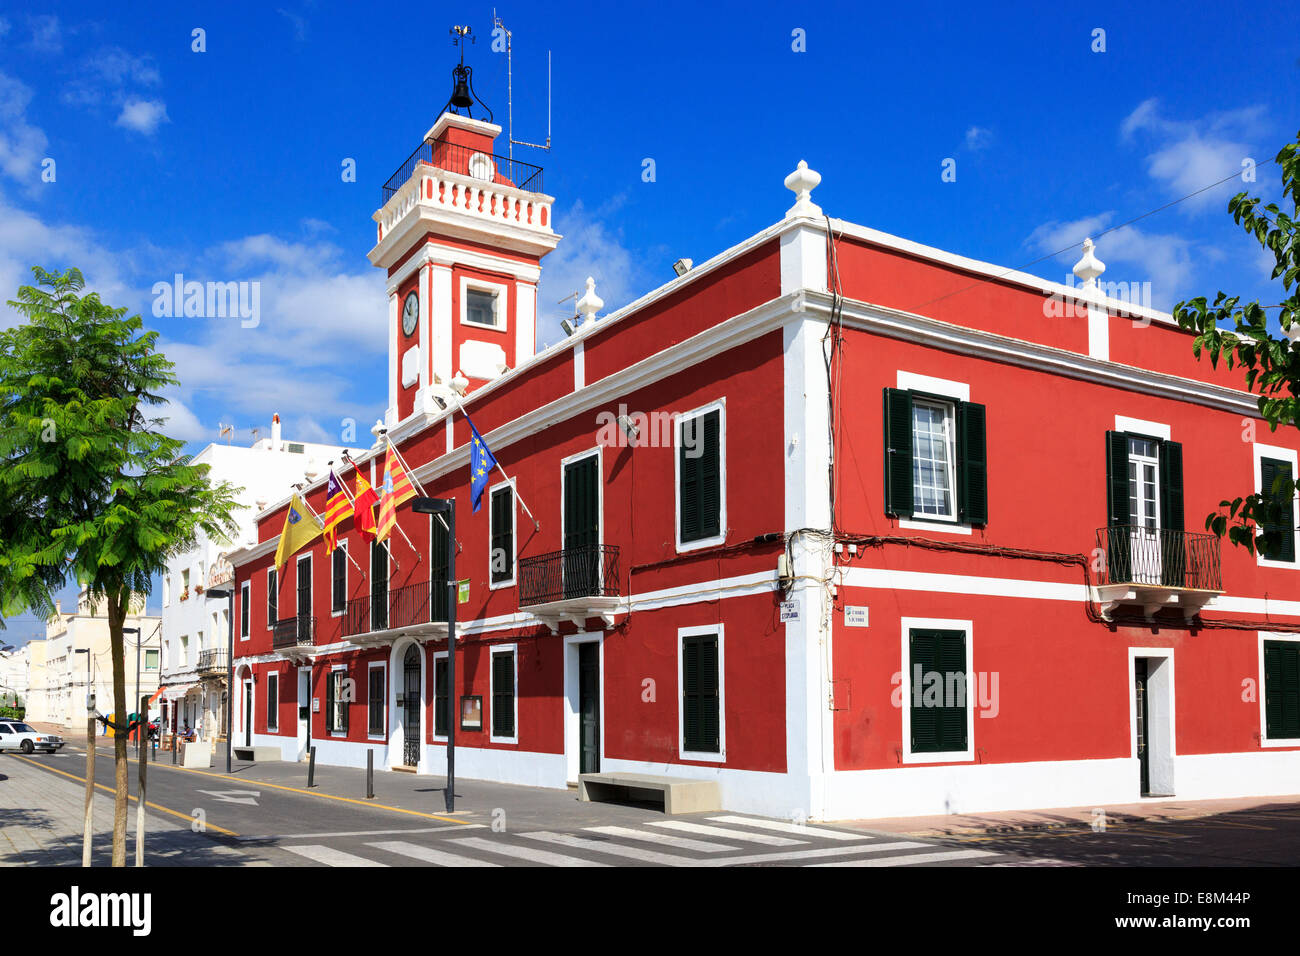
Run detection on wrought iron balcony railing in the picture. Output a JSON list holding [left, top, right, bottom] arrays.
[[271, 616, 315, 650], [196, 648, 227, 674], [381, 137, 544, 205], [344, 579, 446, 638], [518, 544, 621, 608], [1095, 526, 1223, 591]]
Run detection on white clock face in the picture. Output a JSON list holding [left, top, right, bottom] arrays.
[[402, 292, 418, 336]]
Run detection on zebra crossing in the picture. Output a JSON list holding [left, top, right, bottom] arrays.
[[274, 815, 1007, 867]]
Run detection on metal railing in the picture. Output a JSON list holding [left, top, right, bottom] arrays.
[[344, 579, 440, 638], [271, 616, 315, 649], [1095, 526, 1222, 591], [518, 544, 621, 607], [196, 648, 227, 673], [381, 137, 544, 205]]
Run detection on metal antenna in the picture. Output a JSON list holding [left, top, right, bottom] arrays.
[[494, 11, 551, 160]]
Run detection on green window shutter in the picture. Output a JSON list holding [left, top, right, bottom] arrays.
[[957, 401, 988, 525], [883, 389, 914, 517], [681, 634, 720, 753], [434, 659, 448, 738], [1158, 440, 1184, 532], [492, 653, 515, 737], [368, 668, 383, 736], [331, 548, 346, 613], [325, 671, 336, 733], [490, 488, 514, 584], [679, 411, 721, 543], [1262, 458, 1296, 562], [909, 628, 968, 753], [431, 515, 450, 620], [1264, 641, 1300, 739], [267, 675, 278, 731], [1105, 431, 1129, 527], [267, 569, 277, 626]]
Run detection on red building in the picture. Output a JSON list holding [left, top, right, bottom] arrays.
[[227, 108, 1300, 821]]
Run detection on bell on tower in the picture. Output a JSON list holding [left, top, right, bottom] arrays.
[[441, 25, 492, 122], [369, 27, 561, 428]]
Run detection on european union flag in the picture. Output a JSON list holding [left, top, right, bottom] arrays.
[[468, 416, 497, 512]]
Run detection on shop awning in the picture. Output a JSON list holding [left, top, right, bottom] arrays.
[[159, 683, 198, 701]]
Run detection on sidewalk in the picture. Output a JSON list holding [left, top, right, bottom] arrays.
[[837, 794, 1300, 838], [0, 751, 270, 866]]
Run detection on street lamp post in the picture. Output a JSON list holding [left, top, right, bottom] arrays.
[[123, 627, 140, 755], [206, 587, 235, 775], [411, 496, 456, 812]]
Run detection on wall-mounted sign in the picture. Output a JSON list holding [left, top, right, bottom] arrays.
[[460, 695, 482, 732], [780, 601, 799, 622], [458, 580, 471, 604], [844, 606, 869, 628], [311, 697, 320, 712]]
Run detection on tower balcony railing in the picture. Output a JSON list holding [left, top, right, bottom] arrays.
[[271, 616, 315, 650], [1093, 526, 1223, 621], [375, 138, 553, 246], [381, 137, 543, 205]]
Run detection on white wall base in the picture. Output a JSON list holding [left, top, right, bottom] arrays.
[[1171, 750, 1300, 801]]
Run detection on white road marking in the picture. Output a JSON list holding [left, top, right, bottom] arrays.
[[280, 844, 389, 867], [808, 848, 997, 867], [235, 824, 481, 842], [367, 840, 500, 867], [699, 841, 935, 867], [521, 830, 689, 866], [196, 789, 261, 806], [584, 824, 734, 853], [708, 815, 872, 840], [449, 835, 611, 867], [648, 820, 806, 846]]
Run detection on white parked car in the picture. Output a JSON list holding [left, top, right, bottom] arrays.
[[0, 721, 64, 753]]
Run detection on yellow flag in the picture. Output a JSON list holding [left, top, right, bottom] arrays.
[[274, 493, 322, 574]]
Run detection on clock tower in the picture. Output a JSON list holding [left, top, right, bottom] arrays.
[[367, 52, 560, 426]]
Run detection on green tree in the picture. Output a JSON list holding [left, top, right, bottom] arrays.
[[1173, 132, 1300, 554], [0, 267, 239, 866]]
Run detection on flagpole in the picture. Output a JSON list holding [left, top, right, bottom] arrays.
[[338, 453, 402, 569], [322, 464, 367, 576], [371, 439, 422, 560], [303, 488, 366, 574], [386, 438, 451, 534], [447, 396, 541, 532]]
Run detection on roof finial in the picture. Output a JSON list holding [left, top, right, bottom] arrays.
[[784, 160, 823, 218], [1072, 237, 1105, 290], [576, 276, 603, 327]]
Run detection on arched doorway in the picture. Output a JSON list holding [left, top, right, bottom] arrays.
[[402, 645, 421, 768]]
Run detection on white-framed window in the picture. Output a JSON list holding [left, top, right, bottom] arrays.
[[488, 480, 516, 589], [327, 665, 348, 737], [911, 397, 958, 521], [266, 672, 279, 732], [675, 400, 726, 553], [266, 568, 278, 629], [1254, 442, 1298, 569], [1127, 435, 1161, 531], [331, 540, 348, 616], [459, 276, 508, 331], [179, 635, 190, 668], [163, 575, 171, 607], [900, 617, 975, 764], [367, 661, 386, 739], [1260, 633, 1300, 746], [490, 644, 518, 744], [239, 580, 250, 640], [678, 624, 725, 762]]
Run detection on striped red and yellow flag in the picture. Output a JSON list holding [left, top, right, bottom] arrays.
[[354, 473, 379, 542], [322, 470, 353, 553], [375, 443, 415, 544]]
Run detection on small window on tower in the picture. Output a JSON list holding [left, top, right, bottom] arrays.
[[466, 289, 498, 328]]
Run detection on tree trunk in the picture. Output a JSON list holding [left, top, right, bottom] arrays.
[[107, 590, 129, 867]]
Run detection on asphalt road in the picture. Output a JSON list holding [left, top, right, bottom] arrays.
[[14, 741, 1299, 867]]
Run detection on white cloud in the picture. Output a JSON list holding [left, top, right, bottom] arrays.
[[1120, 99, 1266, 211], [152, 396, 209, 443], [26, 15, 60, 54], [116, 98, 169, 135], [65, 47, 162, 106], [536, 199, 647, 346], [0, 72, 49, 185], [964, 126, 993, 151]]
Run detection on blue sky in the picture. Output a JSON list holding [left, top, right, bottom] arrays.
[[1, 0, 1298, 635]]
